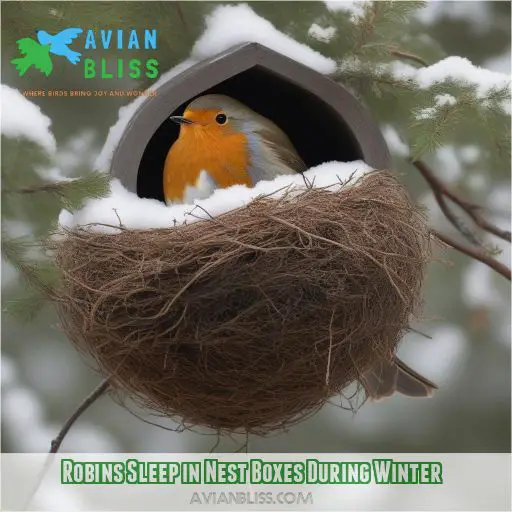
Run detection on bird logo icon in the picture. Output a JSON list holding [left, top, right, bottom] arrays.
[[37, 28, 83, 64], [10, 39, 53, 77], [11, 27, 82, 76]]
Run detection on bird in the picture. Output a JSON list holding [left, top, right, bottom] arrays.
[[361, 358, 437, 400], [11, 38, 52, 77], [36, 28, 83, 64], [163, 94, 307, 204]]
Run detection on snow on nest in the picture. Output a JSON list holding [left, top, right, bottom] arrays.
[[95, 4, 335, 173], [59, 161, 373, 233], [1, 84, 56, 154]]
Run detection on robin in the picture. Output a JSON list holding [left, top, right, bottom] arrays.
[[164, 94, 437, 400], [163, 94, 307, 204]]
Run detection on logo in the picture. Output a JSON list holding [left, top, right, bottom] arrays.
[[11, 28, 159, 79], [11, 28, 82, 76]]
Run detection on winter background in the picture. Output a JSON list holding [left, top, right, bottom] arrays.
[[1, 0, 511, 461]]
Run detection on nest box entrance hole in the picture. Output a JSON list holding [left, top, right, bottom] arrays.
[[137, 66, 364, 202]]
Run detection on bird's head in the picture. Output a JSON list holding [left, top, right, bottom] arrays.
[[36, 30, 50, 45], [167, 94, 306, 180], [170, 94, 279, 148]]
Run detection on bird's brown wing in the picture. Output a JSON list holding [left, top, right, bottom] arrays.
[[257, 119, 307, 175], [361, 358, 437, 400], [264, 138, 308, 175]]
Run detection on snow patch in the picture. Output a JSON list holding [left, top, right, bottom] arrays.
[[308, 24, 337, 43], [435, 146, 462, 184], [60, 161, 373, 232], [55, 130, 98, 174], [414, 106, 436, 121], [325, 0, 364, 21], [192, 4, 336, 74], [459, 146, 481, 165], [1, 84, 56, 153], [381, 125, 409, 157], [391, 57, 511, 98], [435, 94, 457, 106], [414, 95, 457, 120]]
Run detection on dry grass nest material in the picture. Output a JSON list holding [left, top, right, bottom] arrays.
[[52, 171, 431, 434]]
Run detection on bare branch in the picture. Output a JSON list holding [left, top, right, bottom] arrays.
[[50, 379, 110, 453], [413, 159, 511, 244], [432, 229, 511, 281]]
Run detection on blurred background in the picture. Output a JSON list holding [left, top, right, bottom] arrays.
[[1, 1, 510, 453]]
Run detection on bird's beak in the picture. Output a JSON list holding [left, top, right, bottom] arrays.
[[169, 116, 194, 125]]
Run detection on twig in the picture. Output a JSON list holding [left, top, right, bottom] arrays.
[[413, 159, 511, 244], [325, 310, 335, 386], [5, 182, 70, 195], [209, 433, 222, 453], [112, 208, 125, 230], [432, 229, 511, 281], [427, 176, 483, 247], [25, 380, 111, 509], [234, 431, 250, 453], [389, 47, 428, 67], [50, 379, 110, 453]]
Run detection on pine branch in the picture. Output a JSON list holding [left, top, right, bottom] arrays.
[[350, 1, 426, 57], [2, 235, 57, 296], [3, 289, 47, 323], [6, 172, 111, 210], [337, 64, 418, 98], [410, 99, 468, 159]]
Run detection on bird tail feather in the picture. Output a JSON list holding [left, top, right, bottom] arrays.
[[67, 50, 81, 65], [361, 358, 437, 400]]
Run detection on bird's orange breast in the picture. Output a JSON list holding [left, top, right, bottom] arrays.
[[163, 127, 252, 203]]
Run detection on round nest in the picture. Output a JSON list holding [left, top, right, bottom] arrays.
[[53, 171, 431, 434]]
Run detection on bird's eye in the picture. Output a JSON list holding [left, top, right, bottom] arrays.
[[215, 113, 227, 125]]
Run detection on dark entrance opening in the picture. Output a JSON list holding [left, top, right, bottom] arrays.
[[137, 65, 363, 202]]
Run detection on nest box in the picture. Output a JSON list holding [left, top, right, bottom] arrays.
[[111, 42, 391, 202]]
